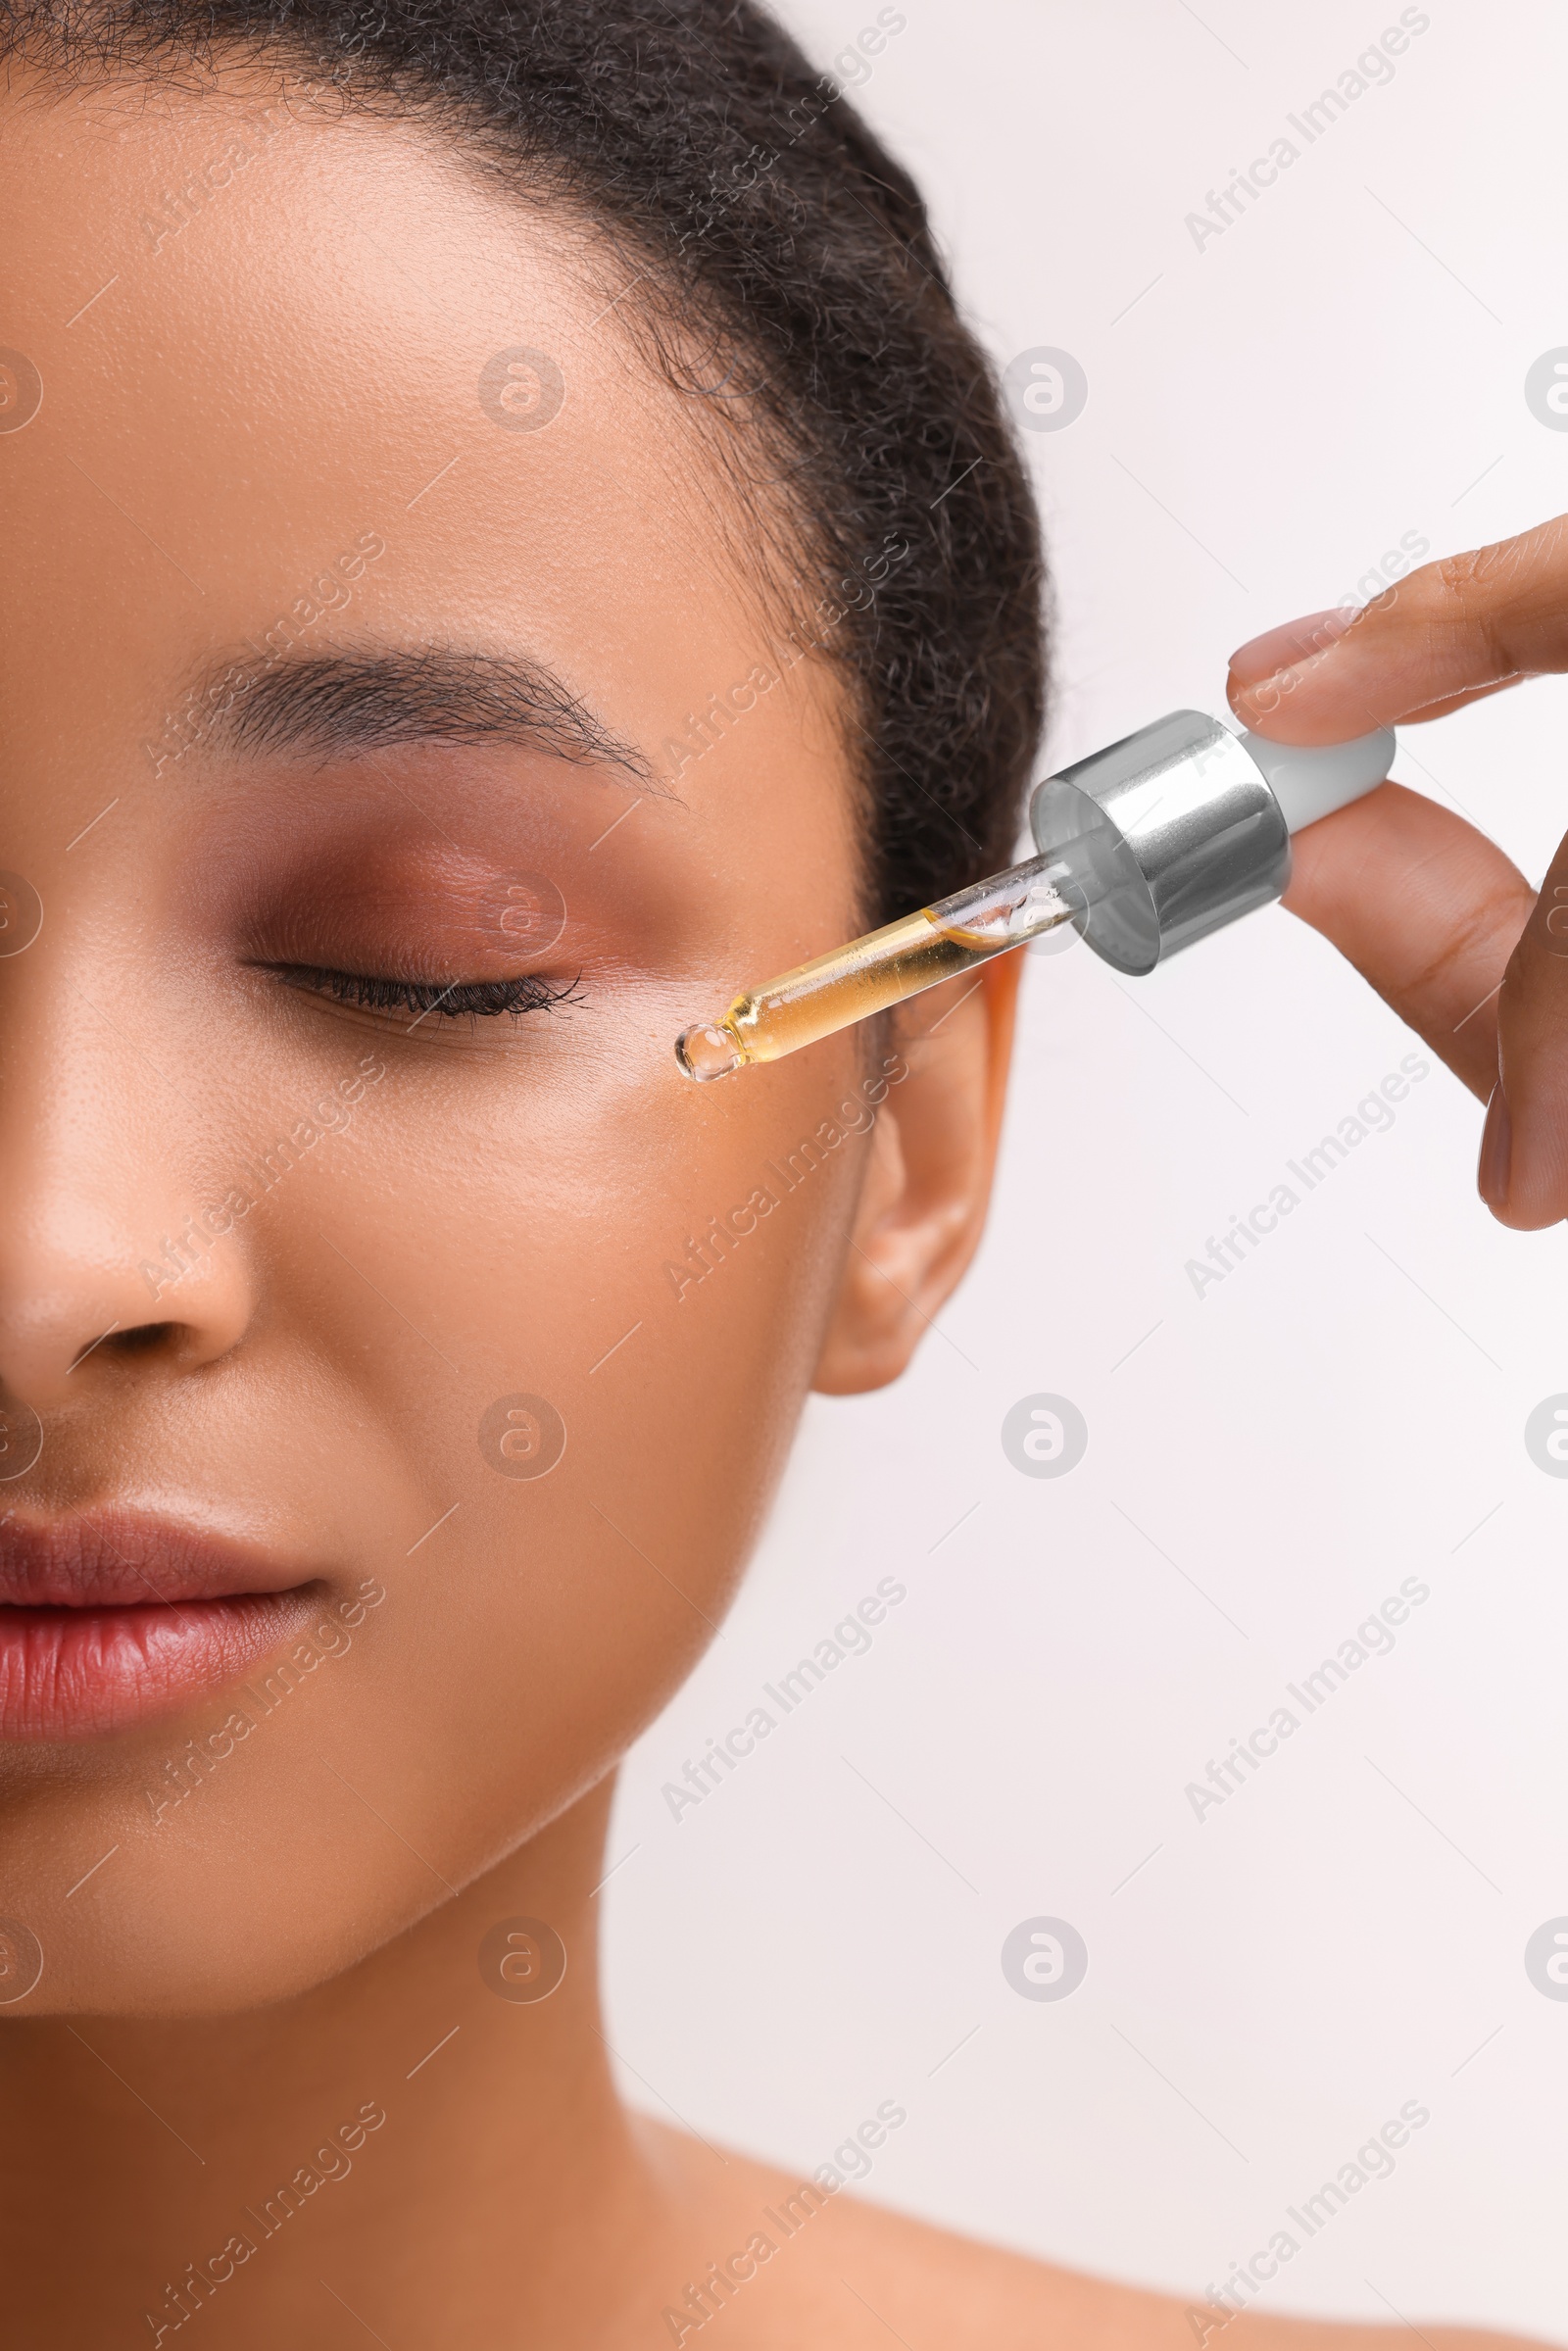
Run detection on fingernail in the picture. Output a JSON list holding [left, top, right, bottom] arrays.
[[1478, 1082, 1511, 1207], [1228, 607, 1356, 687]]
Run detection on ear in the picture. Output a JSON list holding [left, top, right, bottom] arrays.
[[811, 952, 1021, 1395]]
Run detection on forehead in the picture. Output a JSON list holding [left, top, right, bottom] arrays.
[[0, 64, 803, 770]]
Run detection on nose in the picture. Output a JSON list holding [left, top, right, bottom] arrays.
[[0, 963, 254, 1415]]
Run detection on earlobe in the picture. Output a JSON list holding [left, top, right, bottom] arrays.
[[811, 953, 1021, 1395]]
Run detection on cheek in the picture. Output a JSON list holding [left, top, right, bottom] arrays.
[[257, 1034, 866, 1886]]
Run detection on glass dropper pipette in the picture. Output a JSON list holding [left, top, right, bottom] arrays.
[[672, 708, 1402, 1083], [674, 853, 1078, 1082]]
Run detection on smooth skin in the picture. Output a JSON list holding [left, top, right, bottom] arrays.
[[0, 58, 1543, 2351], [1228, 514, 1568, 1227]]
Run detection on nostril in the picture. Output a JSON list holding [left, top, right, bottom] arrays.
[[66, 1320, 179, 1374], [108, 1322, 180, 1356]]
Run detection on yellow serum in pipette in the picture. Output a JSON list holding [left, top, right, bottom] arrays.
[[676, 852, 1075, 1081]]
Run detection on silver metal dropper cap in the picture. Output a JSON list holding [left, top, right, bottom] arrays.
[[1028, 710, 1395, 976]]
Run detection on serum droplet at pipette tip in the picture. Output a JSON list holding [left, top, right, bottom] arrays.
[[675, 1021, 748, 1083]]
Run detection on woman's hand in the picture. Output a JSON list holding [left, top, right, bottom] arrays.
[[1226, 514, 1568, 1229]]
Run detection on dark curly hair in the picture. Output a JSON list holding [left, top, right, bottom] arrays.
[[2, 0, 1047, 926]]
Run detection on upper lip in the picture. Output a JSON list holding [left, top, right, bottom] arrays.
[[0, 1509, 312, 1609]]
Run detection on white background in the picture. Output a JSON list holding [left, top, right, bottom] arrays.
[[606, 3, 1568, 2336]]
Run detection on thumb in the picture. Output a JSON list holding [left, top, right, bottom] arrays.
[[1280, 781, 1534, 1102]]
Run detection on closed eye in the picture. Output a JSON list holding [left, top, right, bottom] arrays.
[[267, 964, 586, 1021]]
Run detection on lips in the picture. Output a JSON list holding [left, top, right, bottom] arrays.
[[0, 1509, 323, 1740]]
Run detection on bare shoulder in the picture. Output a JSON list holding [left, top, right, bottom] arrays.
[[635, 2122, 1552, 2351]]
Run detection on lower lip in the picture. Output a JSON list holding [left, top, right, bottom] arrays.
[[0, 1592, 320, 1739]]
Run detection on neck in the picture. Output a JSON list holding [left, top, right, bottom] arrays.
[[0, 1777, 671, 2346]]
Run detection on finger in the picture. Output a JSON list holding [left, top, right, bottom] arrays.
[[1226, 513, 1568, 743], [1480, 837, 1568, 1228], [1224, 607, 1356, 684], [1280, 781, 1534, 1102], [1229, 608, 1524, 726]]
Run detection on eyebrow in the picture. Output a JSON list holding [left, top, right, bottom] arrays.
[[197, 644, 658, 786]]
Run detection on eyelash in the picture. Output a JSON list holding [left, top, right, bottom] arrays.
[[273, 965, 586, 1021]]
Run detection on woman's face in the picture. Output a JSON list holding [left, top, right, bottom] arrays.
[[0, 65, 1012, 2013]]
